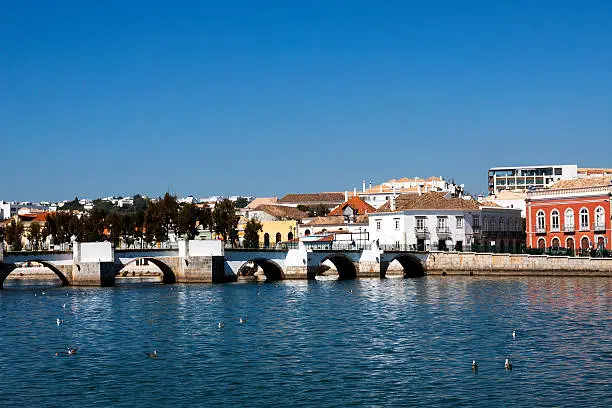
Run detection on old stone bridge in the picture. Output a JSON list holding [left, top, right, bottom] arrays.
[[0, 241, 428, 288]]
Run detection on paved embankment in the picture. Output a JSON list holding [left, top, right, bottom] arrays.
[[426, 252, 612, 277]]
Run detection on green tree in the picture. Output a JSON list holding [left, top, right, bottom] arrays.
[[6, 220, 25, 251], [27, 222, 42, 251], [198, 206, 214, 237], [176, 203, 199, 239], [213, 199, 239, 246], [243, 219, 263, 248], [234, 197, 249, 209]]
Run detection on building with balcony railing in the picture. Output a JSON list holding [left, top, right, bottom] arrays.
[[369, 192, 522, 253], [526, 176, 612, 251]]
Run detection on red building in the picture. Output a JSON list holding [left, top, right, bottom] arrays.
[[526, 177, 612, 252]]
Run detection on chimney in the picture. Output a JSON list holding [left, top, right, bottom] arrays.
[[362, 180, 366, 192], [353, 187, 357, 197], [380, 184, 383, 193], [344, 190, 348, 201], [390, 196, 396, 211], [369, 180, 372, 189], [477, 194, 484, 203], [418, 185, 422, 195]]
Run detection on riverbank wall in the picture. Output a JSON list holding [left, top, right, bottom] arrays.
[[425, 252, 612, 277]]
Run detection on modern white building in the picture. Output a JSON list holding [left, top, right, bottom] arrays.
[[369, 192, 522, 253]]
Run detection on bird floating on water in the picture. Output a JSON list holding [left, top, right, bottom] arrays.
[[145, 350, 158, 358], [62, 304, 66, 308], [505, 358, 512, 370], [218, 322, 224, 329], [239, 317, 247, 324], [41, 291, 46, 295], [67, 347, 78, 355], [56, 318, 64, 325], [472, 360, 478, 371]]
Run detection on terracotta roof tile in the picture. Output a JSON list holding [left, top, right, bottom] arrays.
[[246, 197, 278, 210], [328, 196, 376, 216], [301, 216, 346, 226], [377, 192, 480, 212], [550, 176, 612, 190], [278, 192, 349, 204], [252, 205, 307, 220]]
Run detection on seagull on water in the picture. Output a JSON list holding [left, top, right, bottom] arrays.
[[41, 291, 46, 295], [472, 360, 478, 371], [218, 322, 225, 329], [62, 304, 66, 308], [67, 347, 78, 355], [239, 317, 247, 324], [145, 350, 158, 358], [56, 318, 64, 325], [512, 330, 516, 339], [505, 358, 512, 370]]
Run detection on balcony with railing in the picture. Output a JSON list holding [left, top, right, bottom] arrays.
[[563, 224, 575, 233], [579, 224, 590, 232], [535, 226, 546, 234], [414, 226, 429, 237], [550, 225, 560, 232], [436, 226, 451, 236], [593, 222, 606, 232]]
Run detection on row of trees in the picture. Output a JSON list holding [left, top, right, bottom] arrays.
[[1, 194, 243, 251]]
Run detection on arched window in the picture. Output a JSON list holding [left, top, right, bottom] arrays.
[[288, 232, 294, 241], [536, 210, 546, 231], [263, 233, 270, 247], [537, 238, 546, 249], [596, 236, 605, 249], [566, 237, 575, 251], [551, 237, 560, 247], [595, 207, 605, 229], [580, 236, 590, 250], [550, 209, 560, 231], [275, 232, 282, 244], [564, 209, 574, 231], [305, 229, 311, 236], [579, 208, 589, 230]]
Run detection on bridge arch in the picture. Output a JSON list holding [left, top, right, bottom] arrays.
[[0, 260, 70, 289], [384, 254, 425, 278], [115, 257, 177, 284], [237, 258, 285, 281], [319, 254, 357, 280]]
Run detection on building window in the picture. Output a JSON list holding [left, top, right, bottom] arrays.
[[456, 216, 464, 228], [416, 217, 425, 231], [394, 218, 400, 230], [536, 210, 546, 232], [499, 218, 505, 231], [580, 208, 589, 231], [437, 217, 447, 230], [564, 209, 574, 231], [595, 207, 605, 229], [550, 209, 560, 232], [538, 238, 546, 249], [376, 219, 381, 231], [472, 215, 480, 227]]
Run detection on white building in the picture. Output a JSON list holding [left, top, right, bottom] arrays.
[[482, 190, 527, 217], [369, 192, 522, 253]]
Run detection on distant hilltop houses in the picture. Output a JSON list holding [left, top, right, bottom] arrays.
[[2, 165, 612, 254]]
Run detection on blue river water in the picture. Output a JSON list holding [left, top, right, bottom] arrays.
[[0, 277, 610, 407]]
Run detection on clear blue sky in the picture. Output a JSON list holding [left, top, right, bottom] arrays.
[[1, 0, 611, 201]]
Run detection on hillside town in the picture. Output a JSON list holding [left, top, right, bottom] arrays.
[[2, 163, 612, 257]]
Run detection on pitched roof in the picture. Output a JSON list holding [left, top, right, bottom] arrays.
[[246, 197, 278, 210], [301, 216, 346, 226], [278, 192, 349, 204], [377, 192, 480, 212], [483, 190, 527, 200], [252, 205, 307, 220], [549, 176, 612, 190], [17, 213, 49, 223], [328, 196, 376, 216]]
